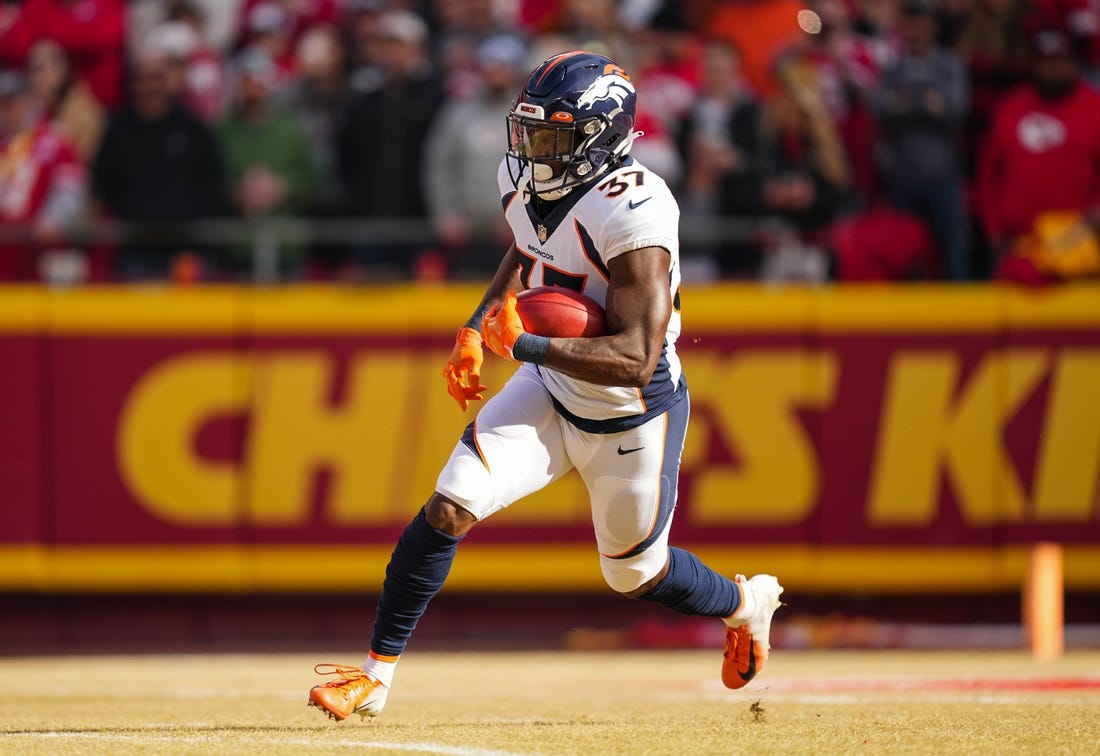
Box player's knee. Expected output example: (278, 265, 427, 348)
(424, 493, 478, 537)
(600, 550, 667, 595)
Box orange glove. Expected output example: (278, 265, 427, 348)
(480, 291, 526, 360)
(443, 327, 488, 412)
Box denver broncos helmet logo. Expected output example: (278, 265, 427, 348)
(576, 74, 635, 111)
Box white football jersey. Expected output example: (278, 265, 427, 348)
(497, 156, 685, 433)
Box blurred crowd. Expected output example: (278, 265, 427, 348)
(1, 0, 1099, 285)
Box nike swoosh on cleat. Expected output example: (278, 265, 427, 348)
(628, 197, 652, 209)
(738, 643, 757, 682)
(617, 445, 645, 455)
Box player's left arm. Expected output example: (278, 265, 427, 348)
(535, 245, 671, 387)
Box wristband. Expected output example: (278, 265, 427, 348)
(464, 303, 492, 331)
(512, 333, 550, 364)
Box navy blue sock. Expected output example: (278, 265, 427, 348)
(638, 547, 741, 617)
(370, 507, 463, 657)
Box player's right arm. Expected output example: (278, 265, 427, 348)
(442, 243, 524, 411)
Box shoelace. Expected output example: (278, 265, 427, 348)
(313, 663, 369, 683)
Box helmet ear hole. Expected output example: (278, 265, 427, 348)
(610, 112, 633, 135)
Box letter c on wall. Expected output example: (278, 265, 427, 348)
(116, 352, 249, 526)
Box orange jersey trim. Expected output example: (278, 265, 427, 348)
(473, 419, 490, 474)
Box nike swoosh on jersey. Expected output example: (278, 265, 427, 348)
(617, 445, 645, 455)
(627, 197, 652, 209)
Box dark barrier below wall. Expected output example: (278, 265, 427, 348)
(2, 592, 1099, 655)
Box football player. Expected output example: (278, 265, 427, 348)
(309, 51, 783, 720)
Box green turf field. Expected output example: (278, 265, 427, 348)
(2, 650, 1098, 754)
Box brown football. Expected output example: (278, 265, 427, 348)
(515, 286, 607, 338)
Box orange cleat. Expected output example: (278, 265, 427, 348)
(721, 574, 783, 690)
(308, 663, 389, 720)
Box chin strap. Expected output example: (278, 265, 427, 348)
(517, 171, 572, 204)
(535, 187, 573, 201)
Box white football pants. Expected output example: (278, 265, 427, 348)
(435, 363, 689, 592)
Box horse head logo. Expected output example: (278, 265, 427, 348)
(576, 74, 635, 112)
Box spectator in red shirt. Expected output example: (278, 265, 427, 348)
(26, 40, 106, 162)
(0, 0, 125, 108)
(975, 27, 1100, 278)
(630, 3, 703, 137)
(0, 68, 89, 282)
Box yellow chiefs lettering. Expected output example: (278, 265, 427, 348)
(116, 347, 1100, 528)
(868, 348, 1100, 525)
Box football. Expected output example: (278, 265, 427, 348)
(515, 286, 607, 338)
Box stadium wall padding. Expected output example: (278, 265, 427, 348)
(1, 283, 1099, 594)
